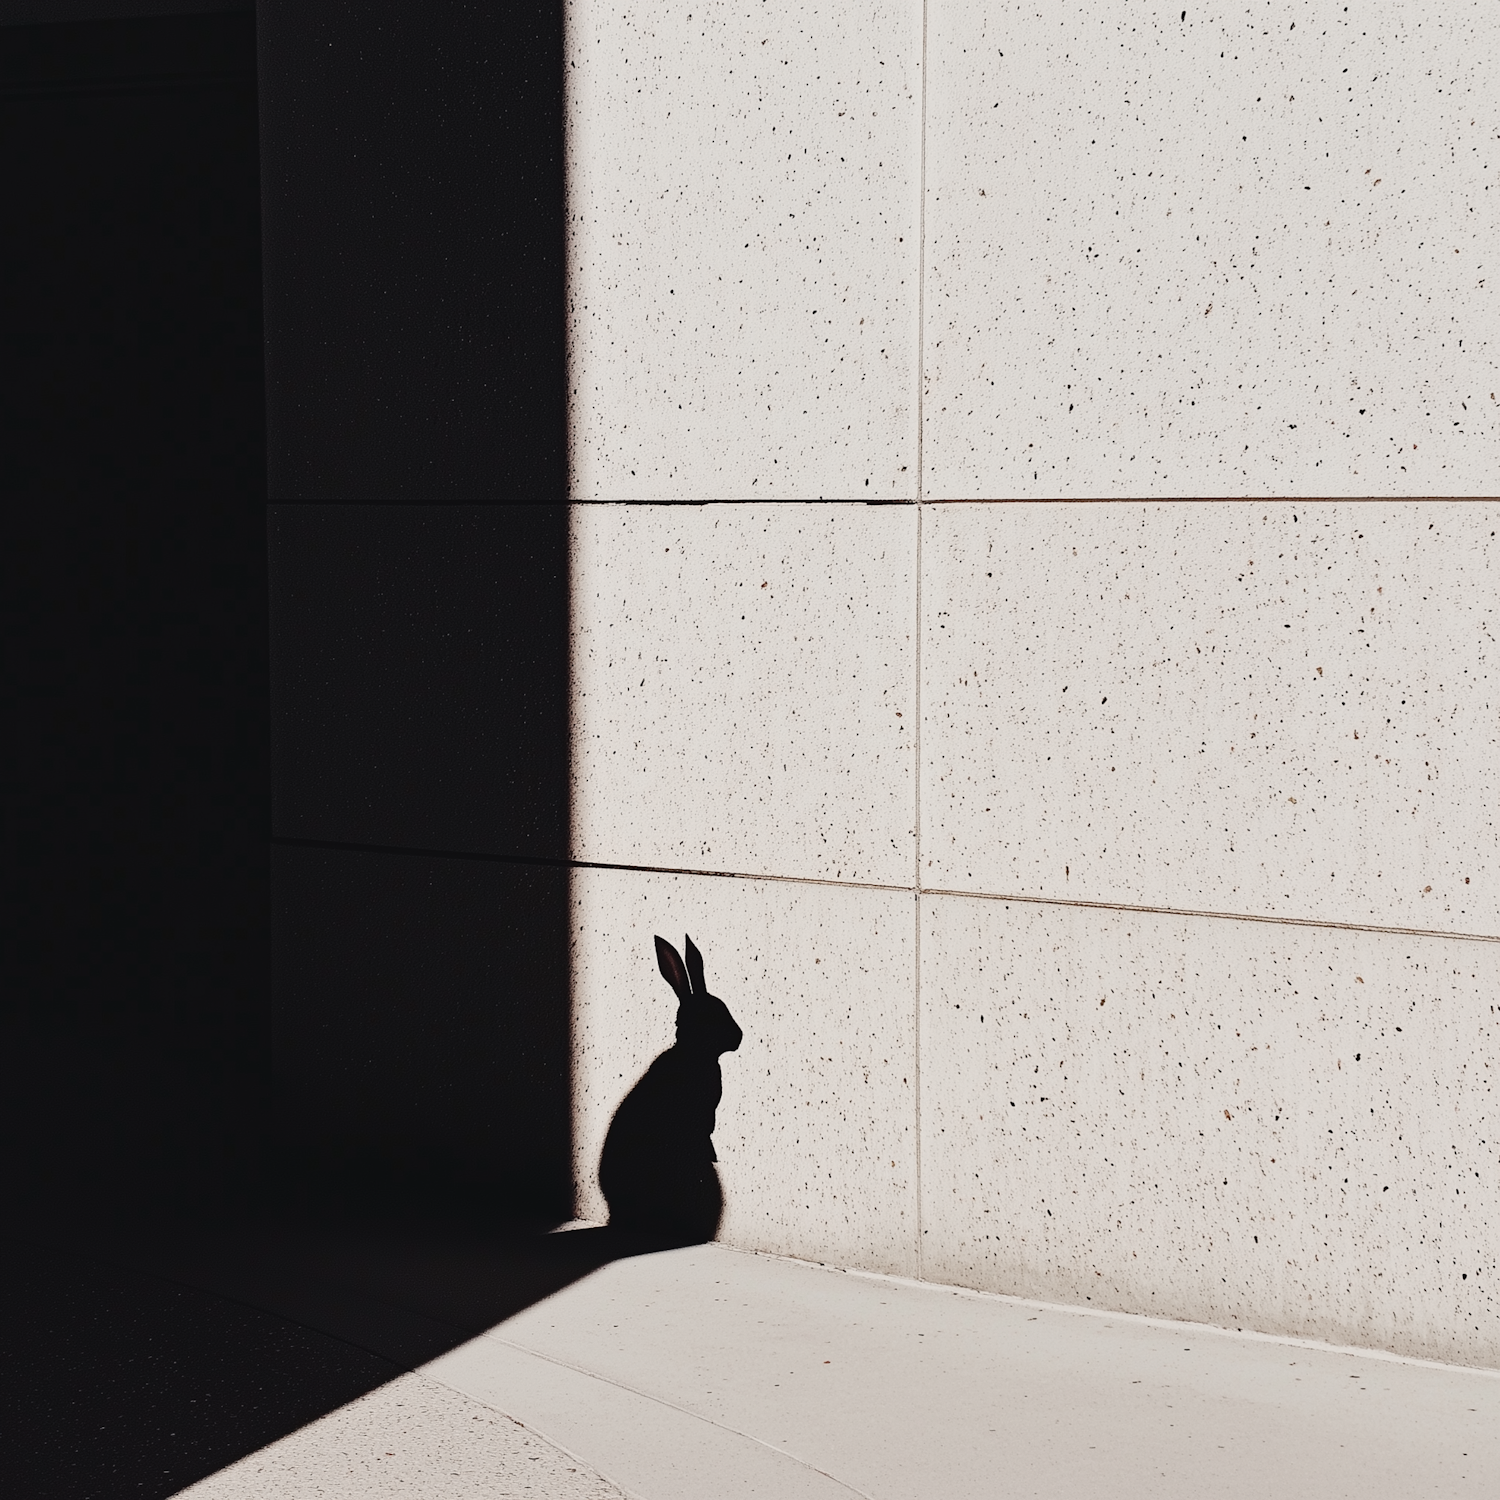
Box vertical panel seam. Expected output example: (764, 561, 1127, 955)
(913, 0, 930, 1280)
(915, 0, 928, 505)
(913, 505, 924, 1281)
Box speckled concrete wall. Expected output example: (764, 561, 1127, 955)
(920, 895, 1496, 1366)
(921, 503, 1496, 932)
(564, 0, 922, 497)
(570, 504, 916, 883)
(564, 0, 1497, 1368)
(923, 1, 1498, 497)
(567, 503, 1495, 1364)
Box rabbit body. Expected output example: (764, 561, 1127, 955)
(598, 935, 741, 1243)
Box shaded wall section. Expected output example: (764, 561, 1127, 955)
(3, 9, 265, 500)
(257, 0, 565, 501)
(268, 506, 572, 1214)
(259, 0, 573, 1214)
(6, 9, 582, 1496)
(273, 848, 570, 1209)
(269, 506, 570, 858)
(4, 9, 268, 1214)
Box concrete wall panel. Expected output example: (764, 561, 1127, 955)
(271, 505, 570, 860)
(558, 0, 1499, 1368)
(922, 1, 1499, 498)
(565, 0, 922, 498)
(571, 503, 916, 884)
(919, 892, 1499, 1366)
(274, 845, 573, 1210)
(921, 502, 1497, 934)
(571, 865, 918, 1275)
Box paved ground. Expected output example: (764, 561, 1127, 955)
(177, 1231, 1499, 1499)
(178, 1372, 624, 1499)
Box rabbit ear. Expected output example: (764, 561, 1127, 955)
(683, 935, 707, 998)
(655, 935, 692, 1001)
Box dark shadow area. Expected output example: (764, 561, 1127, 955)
(257, 0, 566, 500)
(3, 7, 608, 1497)
(265, 499, 575, 1214)
(2, 9, 265, 500)
(4, 919, 740, 1494)
(268, 504, 571, 860)
(0, 1235, 401, 1500)
(4, 3, 269, 1220)
(0, 1217, 663, 1499)
(2, 924, 733, 1500)
(602, 936, 744, 1245)
(8, 499, 271, 1216)
(271, 844, 573, 1214)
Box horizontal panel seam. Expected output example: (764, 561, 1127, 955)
(565, 498, 916, 506)
(912, 504, 1500, 510)
(920, 885, 1499, 945)
(558, 504, 1494, 510)
(272, 837, 1496, 945)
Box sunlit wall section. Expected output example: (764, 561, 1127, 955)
(563, 0, 924, 498)
(917, 503, 1497, 1368)
(563, 0, 1498, 1369)
(568, 504, 921, 1276)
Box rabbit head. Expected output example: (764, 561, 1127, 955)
(655, 935, 743, 1055)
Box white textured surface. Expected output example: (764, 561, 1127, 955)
(176, 1371, 623, 1499)
(426, 1239, 1500, 1499)
(921, 502, 1498, 932)
(923, 1, 1500, 497)
(560, 0, 1500, 1356)
(570, 864, 918, 1275)
(565, 0, 921, 497)
(571, 504, 916, 885)
(919, 893, 1499, 1367)
(427, 1337, 855, 1499)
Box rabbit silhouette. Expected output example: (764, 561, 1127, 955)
(598, 935, 742, 1244)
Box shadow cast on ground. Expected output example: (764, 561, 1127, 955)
(1, 1212, 683, 1499)
(4, 939, 743, 1498)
